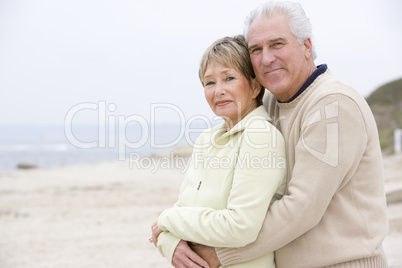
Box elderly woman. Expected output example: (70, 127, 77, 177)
(151, 36, 286, 268)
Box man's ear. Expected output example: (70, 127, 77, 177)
(252, 79, 262, 98)
(303, 38, 313, 60)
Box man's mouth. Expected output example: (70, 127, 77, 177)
(265, 68, 282, 75)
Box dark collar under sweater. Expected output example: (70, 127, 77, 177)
(278, 64, 328, 103)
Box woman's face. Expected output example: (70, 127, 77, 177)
(203, 61, 261, 129)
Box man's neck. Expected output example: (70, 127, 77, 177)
(278, 64, 327, 103)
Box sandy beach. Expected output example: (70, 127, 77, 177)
(0, 147, 401, 268)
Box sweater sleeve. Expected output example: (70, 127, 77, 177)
(217, 95, 369, 265)
(158, 123, 287, 248)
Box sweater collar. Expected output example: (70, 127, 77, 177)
(278, 64, 327, 104)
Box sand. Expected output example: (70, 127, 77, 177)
(0, 147, 401, 268)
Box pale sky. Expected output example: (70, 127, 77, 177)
(0, 0, 401, 126)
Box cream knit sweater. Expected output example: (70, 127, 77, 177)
(216, 68, 389, 267)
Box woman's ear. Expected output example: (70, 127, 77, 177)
(252, 79, 262, 98)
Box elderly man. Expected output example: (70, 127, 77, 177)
(167, 2, 389, 267)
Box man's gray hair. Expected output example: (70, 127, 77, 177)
(244, 1, 317, 60)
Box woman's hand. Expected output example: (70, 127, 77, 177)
(151, 221, 162, 247)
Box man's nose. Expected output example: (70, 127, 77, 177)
(261, 48, 275, 66)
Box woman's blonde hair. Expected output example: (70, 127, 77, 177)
(198, 35, 264, 106)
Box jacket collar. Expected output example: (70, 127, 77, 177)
(213, 106, 272, 139)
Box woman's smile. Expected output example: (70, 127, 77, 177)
(203, 61, 260, 130)
(216, 100, 233, 107)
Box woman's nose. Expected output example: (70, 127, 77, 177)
(215, 82, 226, 96)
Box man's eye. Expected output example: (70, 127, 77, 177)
(250, 47, 261, 54)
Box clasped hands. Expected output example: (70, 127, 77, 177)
(151, 221, 221, 268)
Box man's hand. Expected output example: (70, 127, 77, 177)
(190, 243, 221, 268)
(172, 240, 210, 268)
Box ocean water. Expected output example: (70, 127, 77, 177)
(0, 123, 206, 172)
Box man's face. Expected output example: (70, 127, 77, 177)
(247, 15, 312, 102)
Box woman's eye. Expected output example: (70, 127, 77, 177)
(226, 76, 235, 81)
(205, 81, 214, 86)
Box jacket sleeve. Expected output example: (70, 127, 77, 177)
(216, 95, 370, 265)
(157, 122, 287, 248)
(157, 231, 181, 265)
(155, 131, 208, 263)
